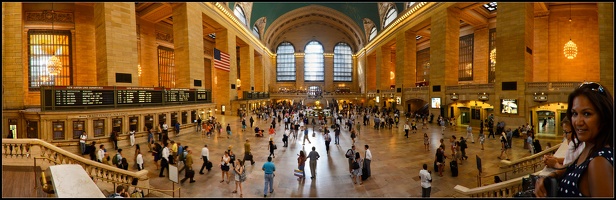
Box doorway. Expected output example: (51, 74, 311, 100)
(536, 110, 556, 135)
(459, 107, 470, 125)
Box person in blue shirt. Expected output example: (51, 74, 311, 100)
(262, 156, 276, 197)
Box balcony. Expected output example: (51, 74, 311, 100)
(525, 82, 581, 94)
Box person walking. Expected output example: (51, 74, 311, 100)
(250, 116, 254, 128)
(466, 126, 474, 143)
(147, 129, 154, 152)
(411, 120, 418, 134)
(199, 144, 210, 174)
(404, 122, 410, 138)
(346, 145, 357, 174)
(268, 140, 276, 158)
(479, 127, 486, 150)
(350, 129, 357, 145)
(233, 159, 245, 196)
(241, 118, 247, 132)
(419, 163, 432, 197)
(79, 132, 88, 155)
(243, 139, 255, 165)
(297, 150, 307, 181)
(181, 148, 196, 183)
(97, 144, 106, 163)
(324, 130, 332, 154)
(110, 131, 119, 150)
(424, 133, 430, 151)
(355, 121, 361, 137)
(307, 146, 320, 179)
(226, 124, 232, 139)
(136, 147, 144, 171)
(262, 156, 276, 197)
(364, 144, 372, 178)
(459, 137, 468, 161)
(435, 145, 446, 177)
(334, 126, 341, 145)
(88, 141, 97, 161)
(302, 126, 311, 145)
(159, 143, 170, 177)
(498, 132, 510, 160)
(129, 129, 136, 147)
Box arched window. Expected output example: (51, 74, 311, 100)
(383, 7, 397, 28)
(276, 42, 295, 82)
(407, 2, 416, 8)
(252, 26, 260, 40)
(369, 27, 377, 41)
(334, 42, 352, 82)
(234, 5, 247, 26)
(304, 41, 324, 82)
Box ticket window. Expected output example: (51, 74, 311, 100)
(129, 117, 138, 132)
(145, 115, 154, 131)
(171, 113, 178, 126)
(181, 112, 188, 124)
(112, 118, 122, 134)
(73, 121, 85, 139)
(27, 121, 38, 139)
(191, 111, 197, 123)
(52, 121, 65, 140)
(94, 119, 105, 137)
(8, 119, 17, 138)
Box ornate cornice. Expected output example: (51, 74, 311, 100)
(25, 11, 74, 24)
(156, 31, 174, 44)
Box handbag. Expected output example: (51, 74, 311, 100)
(514, 174, 541, 197)
(239, 168, 247, 181)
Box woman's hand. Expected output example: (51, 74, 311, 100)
(534, 176, 547, 197)
(544, 155, 558, 168)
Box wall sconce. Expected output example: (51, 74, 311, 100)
(451, 93, 459, 100)
(478, 92, 489, 101)
(390, 71, 395, 80)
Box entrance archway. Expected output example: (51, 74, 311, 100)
(405, 99, 428, 117)
(447, 100, 494, 127)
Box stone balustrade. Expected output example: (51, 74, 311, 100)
(453, 143, 561, 197)
(2, 139, 149, 188)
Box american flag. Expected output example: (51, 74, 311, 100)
(214, 48, 230, 72)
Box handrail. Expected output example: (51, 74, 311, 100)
(454, 143, 562, 197)
(2, 139, 149, 186)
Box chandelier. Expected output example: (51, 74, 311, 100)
(490, 48, 496, 64)
(563, 3, 577, 59)
(46, 3, 62, 75)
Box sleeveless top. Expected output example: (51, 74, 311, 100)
(558, 146, 613, 197)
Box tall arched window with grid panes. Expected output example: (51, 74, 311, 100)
(304, 41, 324, 82)
(234, 5, 247, 26)
(28, 30, 73, 90)
(488, 28, 496, 83)
(276, 42, 295, 82)
(383, 7, 397, 28)
(334, 42, 353, 82)
(158, 46, 176, 88)
(458, 34, 474, 81)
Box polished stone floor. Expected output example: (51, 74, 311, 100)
(103, 114, 561, 198)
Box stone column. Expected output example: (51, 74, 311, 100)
(532, 11, 549, 82)
(172, 3, 204, 88)
(214, 29, 236, 113)
(238, 45, 253, 96)
(598, 3, 614, 94)
(138, 19, 159, 87)
(324, 55, 334, 92)
(396, 30, 417, 90)
(473, 26, 489, 84)
(74, 3, 97, 86)
(495, 3, 534, 126)
(94, 3, 139, 86)
(254, 52, 264, 91)
(2, 2, 25, 109)
(430, 6, 460, 116)
(295, 54, 304, 89)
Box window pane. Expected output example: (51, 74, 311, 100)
(383, 7, 398, 28)
(276, 42, 295, 81)
(253, 26, 260, 39)
(334, 42, 353, 82)
(28, 30, 72, 90)
(459, 34, 474, 81)
(369, 27, 377, 41)
(304, 41, 324, 82)
(158, 46, 176, 88)
(234, 6, 247, 25)
(488, 28, 496, 83)
(416, 48, 430, 83)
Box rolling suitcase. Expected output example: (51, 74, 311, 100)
(450, 160, 458, 177)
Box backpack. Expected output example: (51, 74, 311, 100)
(112, 154, 119, 165)
(108, 193, 121, 198)
(352, 161, 360, 169)
(345, 149, 353, 158)
(130, 190, 143, 198)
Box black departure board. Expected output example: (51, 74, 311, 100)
(54, 86, 115, 106)
(116, 87, 164, 104)
(41, 86, 213, 111)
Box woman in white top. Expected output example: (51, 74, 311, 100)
(423, 133, 430, 151)
(232, 159, 245, 197)
(136, 149, 144, 171)
(543, 118, 585, 169)
(220, 151, 231, 183)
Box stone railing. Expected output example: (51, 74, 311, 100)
(2, 139, 149, 188)
(499, 144, 560, 174)
(453, 143, 561, 197)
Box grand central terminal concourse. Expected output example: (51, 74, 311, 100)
(2, 2, 614, 198)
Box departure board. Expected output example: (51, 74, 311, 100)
(196, 90, 208, 101)
(54, 86, 115, 106)
(166, 89, 191, 102)
(116, 87, 164, 104)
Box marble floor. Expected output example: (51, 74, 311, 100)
(102, 114, 562, 198)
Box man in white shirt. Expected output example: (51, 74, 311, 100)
(419, 163, 432, 197)
(159, 142, 170, 177)
(364, 144, 372, 178)
(162, 123, 169, 135)
(136, 149, 144, 171)
(403, 123, 410, 138)
(129, 129, 136, 147)
(199, 144, 210, 174)
(97, 144, 106, 163)
(79, 132, 88, 155)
